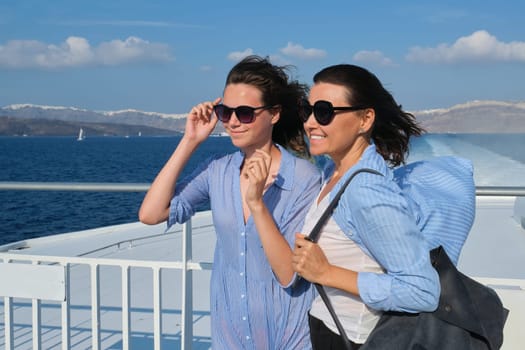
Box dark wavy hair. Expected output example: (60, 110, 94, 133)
(313, 64, 425, 166)
(225, 55, 310, 158)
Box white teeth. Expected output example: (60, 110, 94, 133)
(310, 135, 324, 140)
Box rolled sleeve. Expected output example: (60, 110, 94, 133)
(336, 174, 440, 313)
(168, 156, 212, 227)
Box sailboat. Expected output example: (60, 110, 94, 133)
(77, 128, 85, 141)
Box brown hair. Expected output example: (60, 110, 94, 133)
(313, 64, 425, 166)
(225, 55, 310, 158)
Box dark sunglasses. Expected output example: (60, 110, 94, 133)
(300, 100, 368, 125)
(213, 104, 274, 124)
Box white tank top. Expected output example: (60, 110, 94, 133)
(303, 194, 384, 344)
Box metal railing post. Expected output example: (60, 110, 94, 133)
(181, 219, 193, 350)
(91, 264, 101, 350)
(32, 261, 42, 350)
(61, 264, 71, 350)
(153, 267, 162, 350)
(122, 265, 131, 350)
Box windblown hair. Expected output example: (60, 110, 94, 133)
(225, 55, 310, 158)
(313, 64, 425, 166)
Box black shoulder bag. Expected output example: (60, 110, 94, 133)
(360, 245, 508, 350)
(295, 168, 509, 350)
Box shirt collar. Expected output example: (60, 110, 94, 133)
(232, 144, 295, 191)
(322, 143, 389, 182)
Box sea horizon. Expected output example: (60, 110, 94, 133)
(1, 133, 524, 246)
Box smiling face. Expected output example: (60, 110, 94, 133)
(221, 83, 279, 152)
(305, 82, 373, 165)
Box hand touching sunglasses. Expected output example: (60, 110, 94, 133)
(213, 104, 275, 124)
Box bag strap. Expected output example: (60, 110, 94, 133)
(307, 167, 381, 349)
(306, 167, 381, 243)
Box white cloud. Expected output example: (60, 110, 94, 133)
(0, 36, 173, 69)
(94, 36, 172, 65)
(406, 30, 525, 64)
(227, 48, 254, 61)
(353, 50, 396, 66)
(280, 42, 326, 60)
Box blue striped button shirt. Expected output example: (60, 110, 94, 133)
(330, 145, 441, 313)
(168, 145, 321, 350)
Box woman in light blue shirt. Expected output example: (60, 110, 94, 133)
(292, 64, 442, 349)
(139, 56, 321, 349)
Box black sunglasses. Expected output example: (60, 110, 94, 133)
(213, 104, 274, 124)
(300, 100, 368, 125)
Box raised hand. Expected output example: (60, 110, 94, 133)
(184, 97, 221, 143)
(243, 149, 272, 211)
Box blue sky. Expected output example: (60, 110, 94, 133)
(1, 0, 524, 113)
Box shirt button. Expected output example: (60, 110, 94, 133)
(246, 336, 250, 340)
(241, 232, 245, 236)
(240, 272, 244, 276)
(241, 294, 245, 298)
(240, 252, 244, 256)
(242, 316, 247, 321)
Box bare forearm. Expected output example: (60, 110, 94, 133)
(321, 265, 360, 296)
(293, 234, 360, 295)
(250, 202, 295, 285)
(139, 137, 200, 224)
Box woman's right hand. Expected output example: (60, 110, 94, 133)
(292, 233, 332, 285)
(183, 97, 221, 143)
(139, 98, 221, 226)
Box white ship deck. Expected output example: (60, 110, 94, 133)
(1, 195, 525, 349)
(0, 211, 216, 350)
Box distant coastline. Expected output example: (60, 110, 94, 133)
(1, 99, 525, 135)
(0, 116, 180, 137)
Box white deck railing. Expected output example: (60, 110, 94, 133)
(0, 181, 215, 350)
(0, 218, 212, 350)
(0, 218, 213, 350)
(1, 182, 524, 350)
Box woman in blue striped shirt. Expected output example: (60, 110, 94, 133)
(292, 64, 441, 349)
(139, 56, 321, 349)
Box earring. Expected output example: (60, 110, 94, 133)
(358, 128, 365, 135)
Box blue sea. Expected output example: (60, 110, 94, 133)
(1, 133, 524, 246)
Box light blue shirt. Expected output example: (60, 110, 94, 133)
(331, 145, 442, 313)
(168, 145, 321, 350)
(394, 156, 475, 265)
